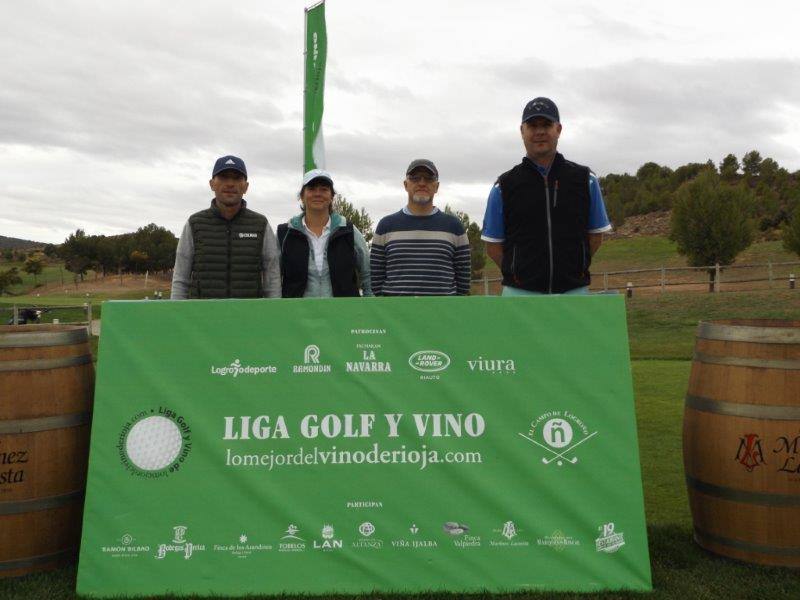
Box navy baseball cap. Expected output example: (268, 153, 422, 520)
(212, 155, 247, 179)
(521, 97, 560, 124)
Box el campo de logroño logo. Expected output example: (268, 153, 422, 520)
(518, 410, 598, 467)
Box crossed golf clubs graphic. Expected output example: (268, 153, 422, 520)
(518, 431, 598, 466)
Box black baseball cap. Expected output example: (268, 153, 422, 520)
(405, 159, 439, 179)
(521, 97, 560, 124)
(212, 155, 247, 179)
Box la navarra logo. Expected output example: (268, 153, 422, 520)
(518, 410, 598, 467)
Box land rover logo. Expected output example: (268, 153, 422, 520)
(408, 351, 451, 373)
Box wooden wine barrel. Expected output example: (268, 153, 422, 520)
(683, 319, 800, 567)
(0, 325, 94, 578)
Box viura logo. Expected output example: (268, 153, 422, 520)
(467, 356, 516, 374)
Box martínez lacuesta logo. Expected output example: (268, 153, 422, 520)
(118, 407, 192, 478)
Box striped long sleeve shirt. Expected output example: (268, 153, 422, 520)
(370, 209, 471, 296)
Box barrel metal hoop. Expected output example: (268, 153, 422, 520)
(0, 490, 85, 516)
(685, 394, 800, 421)
(686, 475, 800, 507)
(693, 351, 800, 371)
(0, 328, 88, 348)
(0, 548, 76, 572)
(694, 527, 800, 557)
(0, 411, 92, 434)
(697, 322, 800, 345)
(0, 354, 92, 372)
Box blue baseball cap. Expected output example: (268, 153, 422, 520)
(212, 155, 247, 179)
(522, 97, 560, 124)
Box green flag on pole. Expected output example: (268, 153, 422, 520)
(304, 1, 327, 172)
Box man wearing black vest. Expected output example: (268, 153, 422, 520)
(481, 98, 612, 295)
(170, 155, 280, 299)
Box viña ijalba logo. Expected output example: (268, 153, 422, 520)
(118, 407, 192, 478)
(518, 410, 597, 467)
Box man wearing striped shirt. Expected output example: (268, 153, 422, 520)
(371, 159, 471, 296)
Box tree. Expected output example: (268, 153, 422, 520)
(60, 229, 94, 281)
(23, 254, 44, 286)
(333, 195, 373, 244)
(670, 171, 754, 288)
(742, 150, 762, 182)
(0, 267, 22, 295)
(719, 153, 740, 181)
(444, 205, 487, 279)
(783, 207, 800, 258)
(1, 249, 12, 261)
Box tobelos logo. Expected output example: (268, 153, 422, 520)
(408, 350, 451, 373)
(518, 411, 598, 467)
(118, 407, 192, 478)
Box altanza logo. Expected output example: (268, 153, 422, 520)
(211, 359, 277, 377)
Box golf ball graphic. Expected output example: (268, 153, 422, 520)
(125, 416, 183, 471)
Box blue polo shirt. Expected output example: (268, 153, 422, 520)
(481, 160, 612, 243)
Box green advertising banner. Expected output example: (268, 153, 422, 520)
(303, 1, 326, 172)
(77, 296, 651, 596)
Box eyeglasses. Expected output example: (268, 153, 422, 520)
(407, 174, 437, 183)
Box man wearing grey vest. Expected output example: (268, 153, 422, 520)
(170, 155, 281, 299)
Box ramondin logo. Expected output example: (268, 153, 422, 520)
(118, 407, 192, 478)
(293, 344, 332, 374)
(211, 358, 277, 377)
(408, 350, 451, 373)
(518, 410, 598, 468)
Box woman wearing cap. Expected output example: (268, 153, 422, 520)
(277, 170, 372, 297)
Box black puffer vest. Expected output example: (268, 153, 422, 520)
(277, 220, 359, 297)
(497, 153, 591, 293)
(188, 200, 266, 298)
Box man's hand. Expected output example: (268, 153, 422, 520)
(485, 241, 503, 269)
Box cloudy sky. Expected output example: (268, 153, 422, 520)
(3, 0, 799, 243)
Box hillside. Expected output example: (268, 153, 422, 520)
(0, 235, 43, 249)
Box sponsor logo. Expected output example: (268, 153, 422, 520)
(155, 526, 206, 560)
(490, 520, 530, 548)
(118, 407, 192, 478)
(519, 411, 598, 467)
(346, 343, 392, 373)
(352, 522, 383, 549)
(238, 232, 258, 239)
(314, 525, 342, 551)
(467, 356, 516, 374)
(225, 158, 236, 165)
(391, 523, 438, 549)
(443, 522, 469, 536)
(213, 532, 272, 558)
(443, 522, 481, 548)
(278, 524, 306, 552)
(736, 433, 766, 471)
(100, 533, 150, 558)
(293, 344, 332, 374)
(211, 358, 277, 377)
(0, 442, 28, 488)
(537, 530, 580, 551)
(595, 522, 625, 553)
(408, 351, 451, 373)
